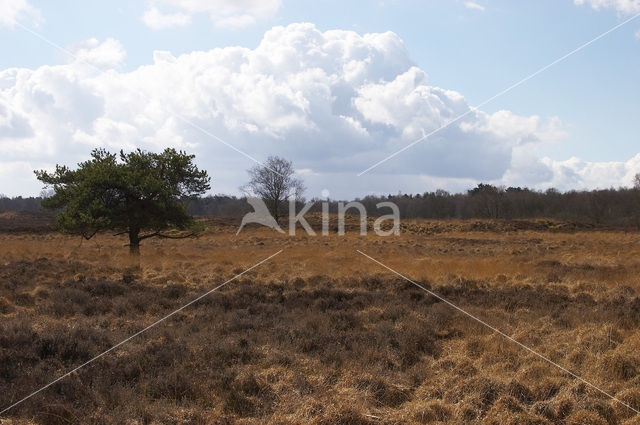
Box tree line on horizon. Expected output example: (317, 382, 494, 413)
(193, 183, 640, 227)
(3, 182, 640, 227)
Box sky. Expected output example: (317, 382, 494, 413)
(0, 0, 639, 199)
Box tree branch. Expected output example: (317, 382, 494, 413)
(138, 232, 159, 241)
(156, 232, 198, 240)
(138, 232, 198, 241)
(81, 230, 98, 240)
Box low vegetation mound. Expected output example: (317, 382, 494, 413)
(0, 211, 54, 233)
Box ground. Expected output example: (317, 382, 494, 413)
(0, 213, 639, 424)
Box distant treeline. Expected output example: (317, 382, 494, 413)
(2, 184, 640, 227)
(0, 196, 43, 213)
(355, 185, 640, 226)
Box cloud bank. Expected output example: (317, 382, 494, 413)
(0, 23, 637, 197)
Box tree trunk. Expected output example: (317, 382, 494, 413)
(128, 229, 140, 255)
(272, 199, 280, 223)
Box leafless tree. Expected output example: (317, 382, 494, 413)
(241, 156, 305, 222)
(634, 173, 640, 228)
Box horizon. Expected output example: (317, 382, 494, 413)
(2, 178, 639, 203)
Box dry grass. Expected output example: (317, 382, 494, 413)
(0, 216, 640, 424)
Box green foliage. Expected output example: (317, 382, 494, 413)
(35, 148, 210, 251)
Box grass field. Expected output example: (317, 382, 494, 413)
(1, 214, 640, 424)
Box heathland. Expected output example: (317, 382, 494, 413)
(0, 212, 639, 424)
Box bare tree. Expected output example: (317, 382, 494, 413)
(242, 156, 305, 222)
(635, 173, 640, 190)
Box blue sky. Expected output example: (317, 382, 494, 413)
(0, 0, 639, 198)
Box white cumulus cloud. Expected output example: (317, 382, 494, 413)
(574, 0, 640, 15)
(66, 38, 127, 68)
(142, 7, 191, 30)
(0, 0, 41, 28)
(142, 0, 281, 29)
(0, 23, 637, 197)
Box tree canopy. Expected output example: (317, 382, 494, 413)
(35, 148, 210, 253)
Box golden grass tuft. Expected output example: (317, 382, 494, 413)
(0, 218, 639, 423)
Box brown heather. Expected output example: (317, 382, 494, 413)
(0, 213, 639, 424)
